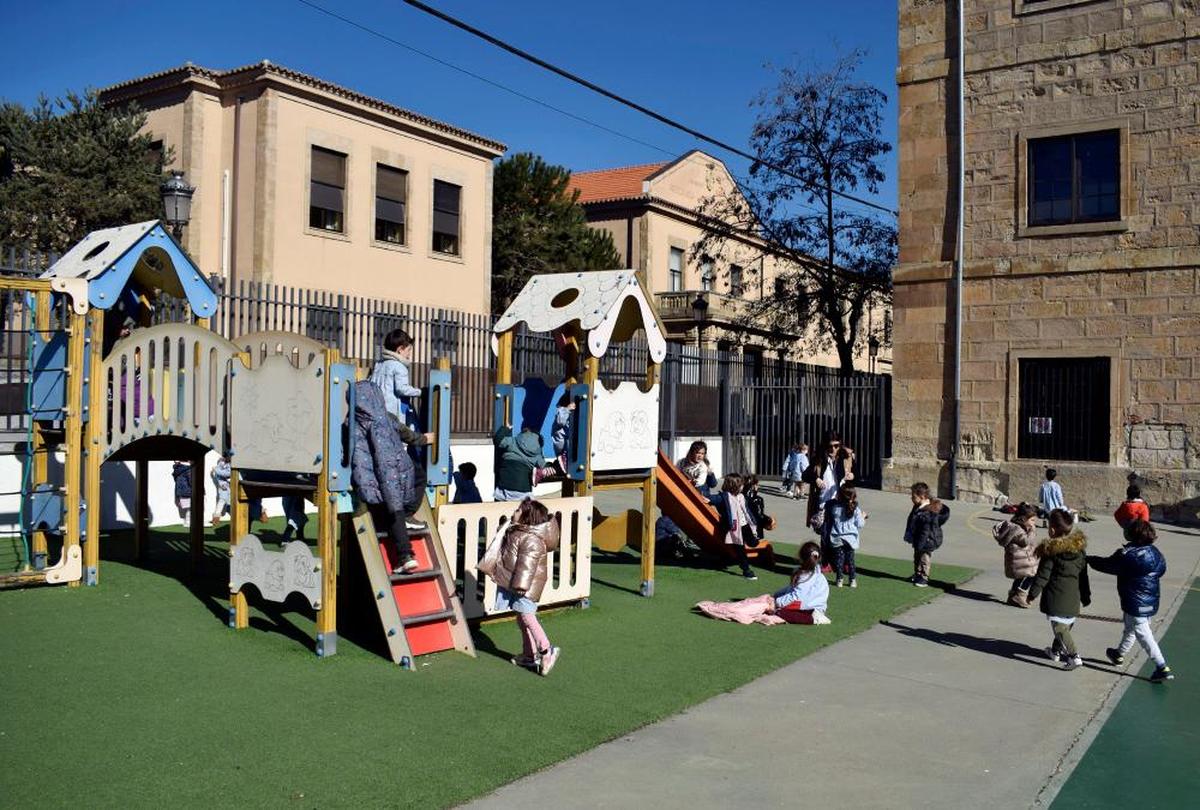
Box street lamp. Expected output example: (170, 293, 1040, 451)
(160, 170, 195, 240)
(691, 293, 709, 348)
(868, 334, 881, 373)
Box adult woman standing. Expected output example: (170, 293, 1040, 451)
(802, 430, 855, 533)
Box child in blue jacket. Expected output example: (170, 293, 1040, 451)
(1088, 519, 1173, 682)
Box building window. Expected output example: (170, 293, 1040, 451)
(1017, 357, 1110, 462)
(729, 264, 744, 297)
(1028, 130, 1119, 227)
(700, 256, 714, 291)
(309, 146, 346, 233)
(432, 180, 461, 255)
(375, 164, 408, 245)
(668, 247, 683, 292)
(773, 276, 786, 298)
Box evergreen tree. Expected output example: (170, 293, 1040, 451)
(0, 91, 168, 252)
(491, 152, 621, 313)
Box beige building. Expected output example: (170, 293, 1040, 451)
(99, 61, 506, 315)
(892, 0, 1200, 519)
(569, 150, 889, 374)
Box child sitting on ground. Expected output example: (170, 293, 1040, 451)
(1088, 519, 1173, 682)
(1027, 509, 1091, 671)
(695, 541, 831, 625)
(826, 485, 867, 588)
(903, 482, 949, 587)
(477, 498, 562, 676)
(993, 502, 1038, 608)
(452, 462, 482, 504)
(351, 381, 428, 574)
(1113, 484, 1150, 529)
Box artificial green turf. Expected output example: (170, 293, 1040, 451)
(0, 524, 974, 809)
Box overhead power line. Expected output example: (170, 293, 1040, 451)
(403, 0, 899, 217)
(293, 0, 676, 157)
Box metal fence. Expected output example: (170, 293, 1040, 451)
(1, 249, 891, 482)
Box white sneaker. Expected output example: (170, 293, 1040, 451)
(849, 579, 858, 588)
(539, 646, 561, 676)
(812, 610, 832, 625)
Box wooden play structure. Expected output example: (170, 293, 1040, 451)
(1, 221, 470, 668)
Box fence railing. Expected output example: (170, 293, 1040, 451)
(2, 250, 891, 481)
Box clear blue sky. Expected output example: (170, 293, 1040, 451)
(0, 0, 899, 211)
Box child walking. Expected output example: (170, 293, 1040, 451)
(1113, 484, 1150, 529)
(780, 442, 809, 498)
(1038, 468, 1065, 518)
(479, 498, 562, 675)
(903, 482, 949, 587)
(709, 473, 758, 581)
(171, 461, 192, 522)
(1088, 519, 1173, 682)
(1027, 509, 1091, 671)
(826, 485, 866, 588)
(993, 502, 1038, 608)
(210, 454, 232, 526)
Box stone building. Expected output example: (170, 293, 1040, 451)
(99, 61, 506, 315)
(891, 0, 1200, 520)
(569, 150, 891, 374)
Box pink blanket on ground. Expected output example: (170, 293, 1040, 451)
(695, 594, 788, 626)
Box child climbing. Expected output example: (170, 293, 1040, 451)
(370, 328, 421, 421)
(210, 454, 232, 526)
(351, 381, 428, 575)
(477, 498, 562, 675)
(1027, 509, 1091, 671)
(493, 424, 545, 501)
(1113, 484, 1150, 529)
(993, 502, 1038, 608)
(695, 541, 831, 625)
(452, 462, 482, 504)
(708, 473, 758, 581)
(171, 461, 192, 522)
(904, 482, 949, 587)
(550, 393, 576, 474)
(1088, 519, 1173, 682)
(826, 485, 866, 588)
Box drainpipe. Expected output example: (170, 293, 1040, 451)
(229, 94, 244, 290)
(949, 0, 965, 499)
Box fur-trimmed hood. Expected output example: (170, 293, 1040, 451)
(1036, 529, 1086, 558)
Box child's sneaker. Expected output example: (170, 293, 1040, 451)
(811, 610, 832, 625)
(539, 646, 561, 676)
(1044, 645, 1064, 663)
(834, 578, 843, 588)
(405, 517, 428, 533)
(511, 654, 538, 669)
(392, 555, 419, 574)
(1150, 665, 1174, 683)
(1105, 647, 1125, 666)
(742, 569, 758, 581)
(1063, 655, 1083, 671)
(849, 579, 857, 588)
(913, 576, 929, 587)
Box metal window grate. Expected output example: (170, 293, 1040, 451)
(1018, 356, 1110, 462)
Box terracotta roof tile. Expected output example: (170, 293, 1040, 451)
(568, 162, 669, 204)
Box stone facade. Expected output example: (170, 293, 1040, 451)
(891, 0, 1200, 522)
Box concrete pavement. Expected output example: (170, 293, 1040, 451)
(468, 487, 1200, 809)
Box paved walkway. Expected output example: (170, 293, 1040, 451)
(469, 488, 1200, 809)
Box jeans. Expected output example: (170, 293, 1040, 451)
(494, 487, 531, 502)
(1117, 613, 1166, 667)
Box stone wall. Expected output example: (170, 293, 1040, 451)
(892, 0, 1200, 523)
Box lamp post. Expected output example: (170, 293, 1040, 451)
(868, 334, 881, 374)
(160, 170, 195, 240)
(692, 293, 709, 386)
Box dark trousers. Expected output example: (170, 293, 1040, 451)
(731, 544, 751, 574)
(369, 503, 413, 560)
(1011, 575, 1033, 593)
(834, 543, 856, 581)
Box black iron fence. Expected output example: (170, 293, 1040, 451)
(1, 249, 890, 481)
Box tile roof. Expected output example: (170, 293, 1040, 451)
(99, 61, 506, 154)
(568, 162, 669, 204)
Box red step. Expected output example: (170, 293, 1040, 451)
(376, 534, 456, 656)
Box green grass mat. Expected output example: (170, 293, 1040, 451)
(0, 525, 973, 808)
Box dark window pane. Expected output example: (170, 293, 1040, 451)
(434, 180, 460, 212)
(1028, 130, 1119, 226)
(1076, 130, 1119, 221)
(730, 264, 743, 296)
(311, 147, 345, 187)
(1029, 137, 1072, 225)
(433, 180, 461, 255)
(376, 164, 407, 202)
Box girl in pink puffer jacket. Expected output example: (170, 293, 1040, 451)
(994, 502, 1039, 607)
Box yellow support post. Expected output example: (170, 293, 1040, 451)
(62, 309, 86, 587)
(30, 291, 51, 568)
(495, 331, 513, 385)
(640, 356, 662, 598)
(315, 348, 339, 656)
(576, 354, 599, 499)
(228, 470, 249, 630)
(83, 310, 104, 584)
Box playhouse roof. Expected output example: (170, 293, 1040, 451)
(41, 221, 218, 317)
(493, 270, 668, 363)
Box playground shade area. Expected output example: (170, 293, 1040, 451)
(1052, 580, 1199, 809)
(0, 524, 973, 809)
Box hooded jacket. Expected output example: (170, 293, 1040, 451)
(993, 519, 1038, 579)
(1028, 530, 1091, 617)
(1112, 499, 1150, 528)
(490, 518, 561, 601)
(351, 381, 417, 515)
(1087, 543, 1166, 617)
(905, 501, 950, 554)
(369, 349, 422, 420)
(494, 426, 545, 492)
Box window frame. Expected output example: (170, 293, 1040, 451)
(729, 263, 744, 297)
(1017, 120, 1130, 238)
(308, 145, 348, 235)
(668, 247, 684, 292)
(1027, 129, 1120, 228)
(373, 163, 409, 248)
(431, 179, 462, 257)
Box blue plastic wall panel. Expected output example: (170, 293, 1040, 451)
(327, 362, 355, 492)
(493, 384, 526, 434)
(567, 382, 590, 481)
(30, 328, 67, 420)
(30, 484, 64, 533)
(87, 224, 218, 317)
(425, 369, 452, 486)
(534, 382, 568, 461)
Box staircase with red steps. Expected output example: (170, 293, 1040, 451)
(349, 501, 475, 669)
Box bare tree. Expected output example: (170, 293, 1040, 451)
(695, 51, 895, 375)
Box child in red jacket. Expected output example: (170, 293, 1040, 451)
(1113, 484, 1150, 529)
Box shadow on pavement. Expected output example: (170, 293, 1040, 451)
(880, 620, 1066, 669)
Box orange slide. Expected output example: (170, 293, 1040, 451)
(655, 450, 774, 565)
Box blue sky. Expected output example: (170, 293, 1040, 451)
(0, 0, 899, 211)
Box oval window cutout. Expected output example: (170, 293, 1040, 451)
(551, 288, 580, 308)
